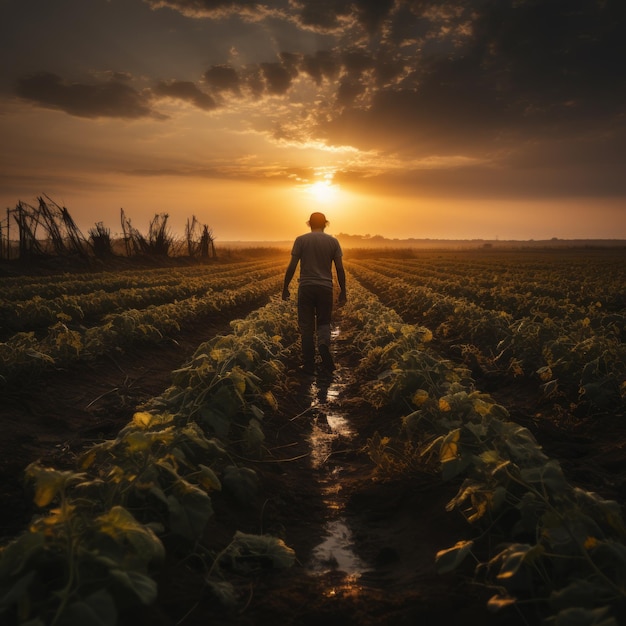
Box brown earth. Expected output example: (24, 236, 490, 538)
(1, 297, 625, 625)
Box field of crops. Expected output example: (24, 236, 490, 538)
(0, 247, 625, 626)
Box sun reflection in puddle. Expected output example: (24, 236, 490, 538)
(323, 574, 363, 598)
(304, 361, 368, 579)
(309, 518, 367, 576)
(309, 419, 336, 469)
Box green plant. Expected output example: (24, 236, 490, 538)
(0, 464, 164, 625)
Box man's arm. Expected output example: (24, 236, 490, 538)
(282, 255, 299, 300)
(335, 257, 347, 303)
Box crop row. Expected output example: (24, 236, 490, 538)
(0, 293, 301, 625)
(2, 268, 624, 625)
(348, 261, 626, 414)
(0, 259, 276, 301)
(357, 255, 626, 320)
(342, 273, 626, 626)
(0, 261, 284, 336)
(363, 250, 626, 311)
(0, 273, 283, 387)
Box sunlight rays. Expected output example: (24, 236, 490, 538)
(306, 179, 339, 203)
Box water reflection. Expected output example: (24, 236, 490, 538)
(312, 375, 332, 404)
(309, 518, 366, 575)
(303, 355, 368, 578)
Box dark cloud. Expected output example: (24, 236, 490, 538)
(279, 52, 300, 76)
(204, 64, 241, 94)
(336, 78, 366, 107)
(15, 72, 159, 119)
(241, 66, 266, 98)
(352, 0, 395, 34)
(208, 53, 300, 98)
(152, 0, 624, 165)
(301, 50, 340, 85)
(260, 62, 291, 94)
(145, 0, 396, 34)
(296, 0, 351, 31)
(143, 0, 278, 20)
(468, 0, 626, 114)
(322, 82, 511, 158)
(372, 52, 407, 88)
(11, 0, 626, 185)
(153, 80, 216, 109)
(335, 152, 626, 200)
(290, 0, 396, 34)
(105, 71, 134, 83)
(341, 49, 374, 79)
(316, 0, 626, 161)
(256, 52, 301, 96)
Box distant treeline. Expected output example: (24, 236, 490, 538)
(335, 233, 626, 250)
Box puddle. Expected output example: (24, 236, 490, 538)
(309, 518, 366, 575)
(304, 335, 368, 578)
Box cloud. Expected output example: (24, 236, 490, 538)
(143, 0, 395, 34)
(260, 61, 292, 95)
(301, 50, 340, 85)
(204, 64, 241, 94)
(310, 1, 626, 161)
(12, 0, 626, 185)
(143, 0, 288, 21)
(15, 72, 160, 119)
(341, 49, 374, 78)
(142, 0, 624, 167)
(154, 80, 217, 109)
(126, 160, 318, 184)
(204, 52, 301, 99)
(295, 0, 352, 32)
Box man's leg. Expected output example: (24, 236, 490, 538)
(297, 286, 316, 374)
(316, 287, 335, 372)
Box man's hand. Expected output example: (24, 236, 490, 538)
(338, 290, 347, 305)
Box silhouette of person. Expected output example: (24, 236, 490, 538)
(282, 212, 346, 375)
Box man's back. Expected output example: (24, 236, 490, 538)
(291, 231, 342, 288)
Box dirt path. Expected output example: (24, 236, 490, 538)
(141, 311, 524, 626)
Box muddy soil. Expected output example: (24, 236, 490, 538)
(1, 300, 625, 625)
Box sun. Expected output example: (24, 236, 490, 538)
(307, 180, 339, 203)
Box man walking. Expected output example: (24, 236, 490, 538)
(282, 212, 346, 375)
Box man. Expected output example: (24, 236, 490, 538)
(282, 212, 346, 375)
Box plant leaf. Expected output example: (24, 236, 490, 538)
(25, 463, 80, 508)
(168, 482, 213, 540)
(221, 531, 296, 572)
(96, 506, 165, 563)
(109, 568, 158, 605)
(435, 540, 474, 574)
(222, 466, 258, 506)
(487, 593, 517, 612)
(62, 589, 118, 626)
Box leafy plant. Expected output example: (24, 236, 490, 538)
(344, 273, 626, 625)
(0, 463, 164, 626)
(0, 293, 301, 624)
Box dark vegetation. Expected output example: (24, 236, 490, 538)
(0, 195, 216, 265)
(0, 243, 625, 625)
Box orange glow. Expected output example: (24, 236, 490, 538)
(1, 4, 624, 244)
(306, 180, 339, 203)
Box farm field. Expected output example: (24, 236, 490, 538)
(1, 247, 625, 626)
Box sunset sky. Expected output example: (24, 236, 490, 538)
(1, 0, 625, 242)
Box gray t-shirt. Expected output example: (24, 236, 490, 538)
(291, 231, 343, 288)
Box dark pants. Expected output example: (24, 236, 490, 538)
(297, 284, 333, 367)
